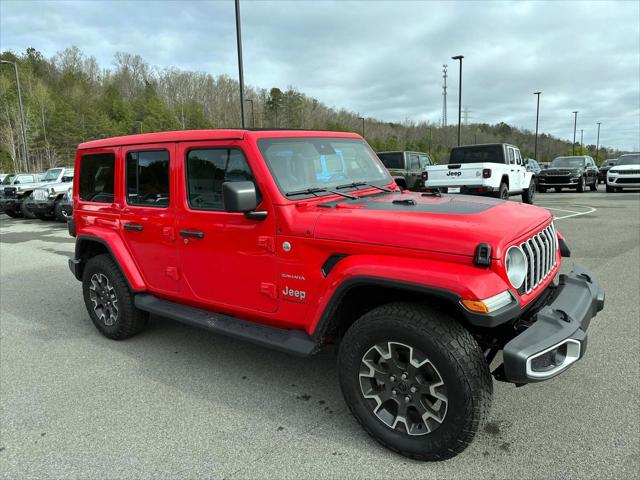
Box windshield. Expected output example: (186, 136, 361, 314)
(258, 137, 391, 196)
(450, 145, 504, 164)
(377, 152, 404, 169)
(551, 157, 586, 168)
(1, 174, 16, 185)
(42, 168, 62, 182)
(617, 154, 640, 166)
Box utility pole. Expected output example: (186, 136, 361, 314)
(234, 0, 245, 128)
(533, 92, 541, 160)
(462, 106, 471, 125)
(572, 111, 578, 155)
(1, 60, 29, 170)
(580, 129, 584, 150)
(595, 122, 601, 163)
(358, 117, 365, 137)
(451, 55, 464, 146)
(428, 127, 432, 154)
(441, 65, 448, 127)
(245, 99, 255, 128)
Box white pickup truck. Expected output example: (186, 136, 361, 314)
(423, 143, 536, 203)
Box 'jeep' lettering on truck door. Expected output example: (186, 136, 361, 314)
(282, 286, 306, 302)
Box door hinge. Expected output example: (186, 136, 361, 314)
(165, 266, 180, 281)
(260, 283, 277, 299)
(257, 236, 275, 253)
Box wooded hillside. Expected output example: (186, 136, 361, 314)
(0, 47, 623, 173)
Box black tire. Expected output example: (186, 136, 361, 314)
(554, 187, 562, 192)
(521, 179, 536, 204)
(20, 200, 36, 219)
(590, 181, 597, 192)
(54, 201, 68, 222)
(495, 182, 509, 200)
(4, 209, 22, 218)
(35, 213, 51, 221)
(576, 177, 585, 193)
(538, 186, 547, 193)
(606, 184, 614, 193)
(338, 302, 492, 461)
(82, 254, 148, 340)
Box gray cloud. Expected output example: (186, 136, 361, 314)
(1, 0, 638, 150)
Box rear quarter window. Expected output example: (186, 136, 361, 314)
(79, 153, 115, 203)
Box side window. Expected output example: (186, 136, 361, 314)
(409, 154, 420, 170)
(507, 148, 515, 164)
(61, 176, 73, 183)
(186, 148, 260, 211)
(419, 155, 431, 169)
(79, 153, 115, 203)
(514, 150, 523, 166)
(126, 150, 170, 207)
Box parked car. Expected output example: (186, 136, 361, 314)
(422, 143, 536, 203)
(537, 156, 598, 193)
(598, 158, 619, 184)
(539, 162, 550, 170)
(377, 151, 432, 190)
(67, 129, 605, 461)
(526, 158, 542, 175)
(1, 167, 73, 218)
(24, 181, 74, 222)
(1, 172, 42, 217)
(606, 153, 640, 192)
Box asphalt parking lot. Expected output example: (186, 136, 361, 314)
(1, 191, 638, 479)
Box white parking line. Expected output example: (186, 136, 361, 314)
(539, 206, 597, 220)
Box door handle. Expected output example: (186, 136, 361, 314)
(124, 223, 143, 231)
(180, 230, 204, 239)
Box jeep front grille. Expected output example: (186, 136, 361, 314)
(4, 187, 16, 198)
(520, 223, 558, 294)
(33, 189, 48, 201)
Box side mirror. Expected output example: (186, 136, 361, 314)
(223, 181, 258, 212)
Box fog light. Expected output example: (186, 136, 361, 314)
(526, 340, 581, 379)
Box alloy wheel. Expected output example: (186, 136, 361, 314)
(89, 273, 119, 326)
(359, 341, 448, 436)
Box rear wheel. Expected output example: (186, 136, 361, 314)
(338, 302, 492, 461)
(495, 182, 509, 200)
(20, 200, 36, 219)
(606, 184, 614, 193)
(82, 254, 148, 340)
(54, 201, 69, 222)
(522, 179, 536, 204)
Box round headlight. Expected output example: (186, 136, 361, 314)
(505, 246, 528, 289)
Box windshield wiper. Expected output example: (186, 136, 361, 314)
(285, 187, 357, 200)
(335, 181, 392, 192)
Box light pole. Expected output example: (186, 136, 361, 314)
(1, 60, 29, 169)
(533, 92, 541, 160)
(245, 99, 255, 128)
(358, 117, 365, 137)
(580, 129, 584, 150)
(234, 0, 246, 128)
(135, 120, 143, 133)
(451, 55, 464, 146)
(595, 122, 601, 163)
(572, 111, 578, 155)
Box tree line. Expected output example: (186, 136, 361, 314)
(0, 47, 624, 173)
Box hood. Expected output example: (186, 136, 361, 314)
(541, 167, 583, 175)
(610, 164, 640, 172)
(33, 181, 72, 193)
(313, 192, 551, 259)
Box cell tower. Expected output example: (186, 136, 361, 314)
(462, 106, 471, 125)
(441, 64, 448, 127)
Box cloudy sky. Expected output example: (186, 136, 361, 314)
(1, 0, 639, 150)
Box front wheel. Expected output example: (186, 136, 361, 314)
(606, 184, 614, 193)
(576, 177, 585, 192)
(338, 303, 492, 461)
(54, 201, 69, 222)
(20, 201, 37, 219)
(4, 209, 22, 218)
(82, 254, 148, 340)
(590, 181, 597, 192)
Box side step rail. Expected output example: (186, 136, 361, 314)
(134, 294, 317, 356)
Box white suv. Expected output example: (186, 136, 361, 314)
(606, 153, 640, 192)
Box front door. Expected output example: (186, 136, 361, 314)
(176, 141, 278, 313)
(119, 143, 180, 294)
(506, 147, 522, 192)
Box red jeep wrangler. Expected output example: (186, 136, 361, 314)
(68, 130, 604, 460)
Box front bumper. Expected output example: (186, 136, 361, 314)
(538, 177, 581, 187)
(429, 185, 496, 195)
(25, 198, 55, 215)
(500, 265, 604, 384)
(607, 175, 640, 188)
(0, 197, 23, 213)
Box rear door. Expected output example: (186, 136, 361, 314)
(407, 153, 421, 189)
(119, 143, 180, 294)
(506, 147, 522, 192)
